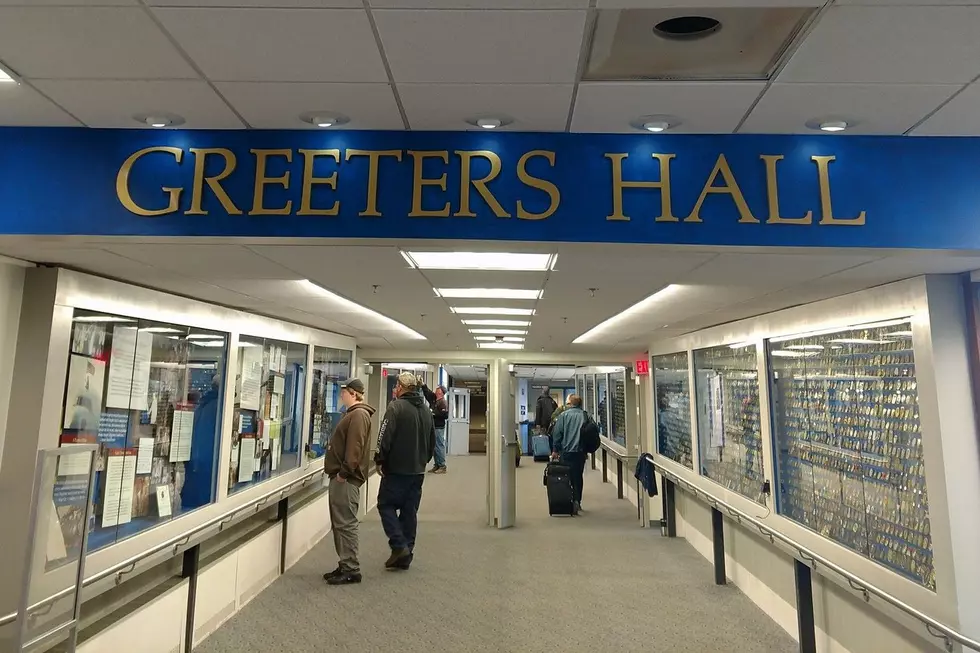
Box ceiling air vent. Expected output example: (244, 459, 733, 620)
(584, 7, 816, 82)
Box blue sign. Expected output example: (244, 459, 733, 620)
(1, 127, 978, 249)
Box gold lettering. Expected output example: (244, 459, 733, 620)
(116, 147, 184, 216)
(187, 148, 241, 215)
(761, 155, 813, 225)
(250, 149, 292, 215)
(605, 153, 677, 222)
(454, 150, 510, 218)
(812, 155, 866, 225)
(345, 149, 402, 217)
(297, 149, 340, 216)
(408, 150, 451, 217)
(516, 150, 560, 220)
(686, 154, 758, 223)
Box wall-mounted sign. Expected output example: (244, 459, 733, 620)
(635, 359, 650, 376)
(0, 128, 978, 250)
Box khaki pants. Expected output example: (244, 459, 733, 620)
(328, 477, 361, 572)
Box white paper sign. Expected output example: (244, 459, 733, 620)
(102, 454, 137, 527)
(106, 327, 153, 410)
(169, 410, 194, 462)
(156, 485, 173, 518)
(272, 375, 285, 395)
(260, 419, 271, 451)
(271, 438, 280, 471)
(57, 442, 94, 477)
(238, 437, 257, 483)
(240, 345, 263, 411)
(136, 437, 155, 474)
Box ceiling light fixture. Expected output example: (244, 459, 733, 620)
(298, 280, 426, 340)
(402, 251, 556, 271)
(461, 319, 531, 327)
(573, 284, 682, 344)
(478, 342, 524, 350)
(819, 121, 848, 133)
(465, 115, 513, 130)
(435, 288, 543, 300)
(643, 121, 669, 133)
(478, 118, 500, 129)
(450, 307, 536, 316)
(299, 111, 350, 129)
(473, 336, 525, 342)
(630, 115, 681, 133)
(0, 63, 17, 83)
(469, 328, 528, 336)
(133, 113, 185, 129)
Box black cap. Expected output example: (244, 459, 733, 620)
(341, 378, 365, 393)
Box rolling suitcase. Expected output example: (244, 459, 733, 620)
(543, 463, 575, 516)
(531, 434, 551, 462)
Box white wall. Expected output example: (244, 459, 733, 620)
(0, 257, 27, 465)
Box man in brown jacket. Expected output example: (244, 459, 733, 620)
(323, 378, 376, 585)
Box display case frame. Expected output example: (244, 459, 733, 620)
(573, 366, 633, 457)
(0, 268, 355, 614)
(647, 276, 980, 628)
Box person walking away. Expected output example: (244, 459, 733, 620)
(322, 379, 376, 585)
(550, 394, 587, 514)
(375, 372, 435, 570)
(534, 387, 558, 436)
(429, 386, 449, 473)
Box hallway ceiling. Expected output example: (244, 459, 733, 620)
(2, 237, 980, 354)
(0, 0, 979, 135)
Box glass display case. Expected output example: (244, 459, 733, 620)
(596, 374, 609, 437)
(575, 374, 584, 399)
(654, 352, 693, 468)
(58, 310, 228, 551)
(610, 370, 627, 447)
(585, 375, 596, 415)
(309, 346, 352, 458)
(694, 343, 764, 501)
(768, 319, 934, 588)
(228, 336, 307, 494)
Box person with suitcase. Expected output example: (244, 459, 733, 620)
(550, 394, 588, 514)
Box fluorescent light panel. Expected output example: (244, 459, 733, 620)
(299, 280, 426, 340)
(0, 63, 15, 83)
(478, 342, 524, 350)
(403, 251, 556, 271)
(435, 288, 542, 300)
(473, 336, 525, 342)
(469, 328, 527, 335)
(573, 284, 682, 344)
(450, 307, 535, 316)
(461, 319, 531, 327)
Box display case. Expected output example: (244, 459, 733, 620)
(654, 352, 693, 469)
(228, 336, 307, 494)
(610, 370, 627, 447)
(596, 374, 609, 437)
(768, 319, 934, 588)
(585, 375, 596, 415)
(58, 310, 228, 551)
(575, 374, 584, 399)
(308, 346, 352, 458)
(694, 343, 764, 501)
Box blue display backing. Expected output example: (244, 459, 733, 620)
(2, 127, 978, 250)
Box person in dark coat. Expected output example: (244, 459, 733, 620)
(534, 387, 558, 435)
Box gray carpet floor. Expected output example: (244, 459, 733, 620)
(196, 456, 797, 653)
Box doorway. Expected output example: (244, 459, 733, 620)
(443, 364, 490, 454)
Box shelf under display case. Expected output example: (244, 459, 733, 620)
(309, 346, 352, 459)
(610, 371, 627, 447)
(768, 319, 934, 589)
(654, 352, 693, 469)
(694, 343, 764, 502)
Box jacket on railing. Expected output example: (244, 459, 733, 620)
(634, 453, 659, 497)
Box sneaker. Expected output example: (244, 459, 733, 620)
(385, 547, 411, 568)
(433, 466, 447, 475)
(326, 571, 362, 585)
(322, 567, 342, 581)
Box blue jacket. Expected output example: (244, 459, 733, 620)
(551, 406, 586, 454)
(634, 454, 659, 497)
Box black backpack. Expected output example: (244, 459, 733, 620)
(580, 415, 601, 454)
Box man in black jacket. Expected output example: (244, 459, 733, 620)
(375, 372, 435, 570)
(534, 387, 558, 435)
(422, 384, 450, 474)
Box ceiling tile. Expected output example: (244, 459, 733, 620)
(216, 82, 403, 129)
(779, 5, 980, 84)
(153, 8, 388, 82)
(912, 83, 980, 136)
(398, 83, 573, 131)
(32, 80, 244, 129)
(104, 244, 299, 279)
(571, 82, 764, 133)
(741, 83, 958, 135)
(0, 83, 79, 126)
(0, 7, 197, 79)
(374, 9, 587, 83)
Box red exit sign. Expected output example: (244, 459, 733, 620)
(635, 359, 650, 375)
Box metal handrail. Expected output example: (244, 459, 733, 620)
(0, 467, 326, 629)
(652, 461, 980, 653)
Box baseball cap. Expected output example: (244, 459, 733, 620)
(396, 371, 418, 388)
(340, 378, 365, 393)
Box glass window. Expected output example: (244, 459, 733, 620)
(694, 343, 764, 500)
(228, 336, 307, 494)
(654, 352, 693, 468)
(768, 319, 933, 589)
(610, 370, 627, 447)
(596, 374, 609, 437)
(309, 346, 352, 459)
(584, 375, 595, 415)
(59, 310, 227, 551)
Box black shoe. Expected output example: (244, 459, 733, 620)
(322, 567, 342, 581)
(385, 548, 410, 568)
(326, 571, 362, 585)
(393, 553, 414, 570)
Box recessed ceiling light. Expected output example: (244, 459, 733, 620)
(630, 115, 681, 133)
(299, 280, 426, 340)
(435, 288, 542, 300)
(478, 342, 524, 350)
(643, 121, 669, 133)
(299, 111, 350, 129)
(461, 319, 531, 327)
(819, 121, 847, 132)
(469, 328, 528, 336)
(478, 118, 500, 129)
(402, 251, 555, 271)
(573, 285, 682, 344)
(473, 336, 525, 342)
(134, 113, 185, 129)
(465, 115, 513, 130)
(450, 307, 536, 316)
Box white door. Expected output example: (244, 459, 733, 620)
(447, 387, 471, 456)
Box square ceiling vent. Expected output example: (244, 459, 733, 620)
(584, 7, 816, 81)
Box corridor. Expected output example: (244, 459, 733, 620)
(196, 456, 796, 653)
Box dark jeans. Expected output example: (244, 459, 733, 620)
(560, 451, 586, 504)
(378, 473, 425, 551)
